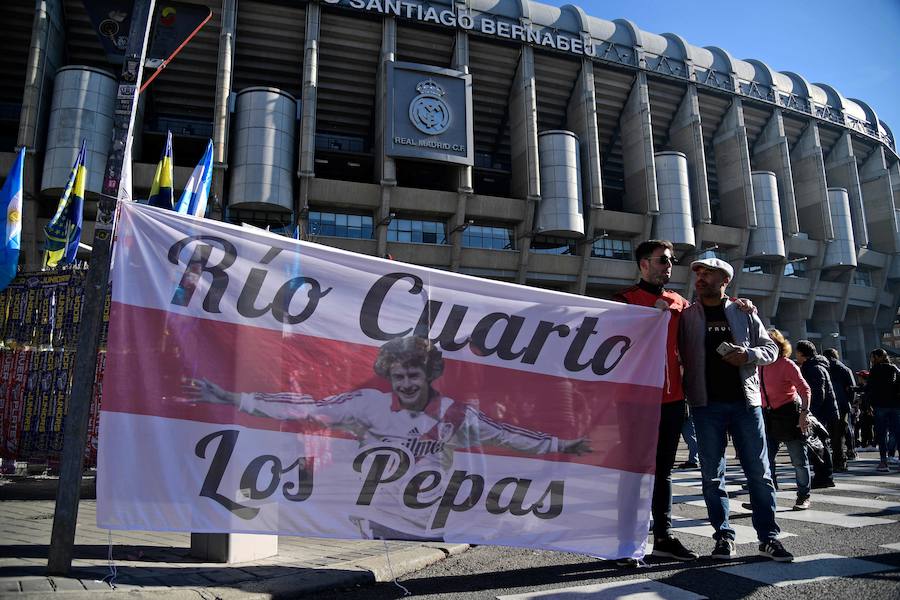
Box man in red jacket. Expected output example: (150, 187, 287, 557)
(613, 239, 696, 562)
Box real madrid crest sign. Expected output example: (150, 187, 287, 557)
(409, 79, 451, 135)
(386, 62, 473, 166)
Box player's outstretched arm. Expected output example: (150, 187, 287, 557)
(559, 437, 593, 455)
(182, 378, 241, 406)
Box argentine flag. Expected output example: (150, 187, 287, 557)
(174, 139, 213, 217)
(0, 147, 25, 290)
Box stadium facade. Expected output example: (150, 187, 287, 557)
(2, 0, 899, 369)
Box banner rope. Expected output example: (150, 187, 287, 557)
(381, 539, 410, 596)
(99, 530, 118, 588)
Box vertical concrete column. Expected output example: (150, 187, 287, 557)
(375, 17, 397, 259)
(619, 72, 657, 215)
(211, 0, 237, 220)
(801, 241, 827, 322)
(667, 85, 710, 224)
(568, 59, 602, 294)
(509, 46, 539, 283)
(297, 0, 321, 234)
(790, 121, 834, 242)
(825, 132, 868, 247)
(752, 109, 798, 235)
(858, 146, 899, 253)
(449, 18, 471, 272)
(712, 98, 756, 228)
(17, 0, 63, 267)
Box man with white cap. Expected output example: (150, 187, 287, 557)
(679, 258, 793, 562)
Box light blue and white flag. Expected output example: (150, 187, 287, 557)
(0, 146, 25, 290)
(174, 139, 213, 217)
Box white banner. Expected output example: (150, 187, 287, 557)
(98, 202, 668, 559)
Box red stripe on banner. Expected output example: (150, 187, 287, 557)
(104, 303, 662, 474)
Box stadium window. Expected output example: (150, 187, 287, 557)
(591, 238, 633, 260)
(461, 224, 516, 250)
(530, 235, 577, 255)
(388, 217, 447, 245)
(742, 261, 772, 274)
(308, 210, 374, 239)
(783, 260, 807, 278)
(852, 270, 872, 287)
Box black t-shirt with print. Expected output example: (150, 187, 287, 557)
(703, 301, 743, 403)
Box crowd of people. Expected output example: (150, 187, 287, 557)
(614, 239, 900, 566)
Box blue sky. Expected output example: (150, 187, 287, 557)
(544, 0, 900, 144)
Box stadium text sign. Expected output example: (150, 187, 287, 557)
(98, 203, 668, 559)
(323, 0, 597, 59)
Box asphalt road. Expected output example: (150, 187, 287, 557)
(312, 454, 900, 600)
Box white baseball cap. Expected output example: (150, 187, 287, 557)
(690, 257, 734, 280)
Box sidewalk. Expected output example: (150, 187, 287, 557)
(0, 476, 468, 599)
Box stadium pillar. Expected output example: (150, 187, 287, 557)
(790, 121, 834, 241)
(859, 146, 899, 253)
(509, 46, 539, 284)
(449, 22, 471, 272)
(297, 0, 321, 235)
(375, 17, 397, 259)
(48, 0, 156, 575)
(712, 98, 756, 229)
(825, 132, 868, 247)
(752, 109, 799, 235)
(668, 85, 711, 225)
(210, 0, 237, 220)
(17, 0, 63, 268)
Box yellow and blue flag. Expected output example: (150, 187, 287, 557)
(0, 146, 25, 290)
(174, 139, 212, 217)
(44, 140, 86, 268)
(148, 130, 174, 209)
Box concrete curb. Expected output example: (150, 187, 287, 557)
(9, 544, 471, 600)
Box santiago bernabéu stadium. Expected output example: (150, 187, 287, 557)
(2, 0, 899, 369)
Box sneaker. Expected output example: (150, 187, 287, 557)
(876, 462, 890, 473)
(793, 496, 811, 510)
(677, 461, 699, 470)
(811, 479, 836, 489)
(741, 502, 753, 511)
(651, 536, 699, 561)
(710, 538, 736, 560)
(759, 539, 794, 562)
(613, 557, 641, 568)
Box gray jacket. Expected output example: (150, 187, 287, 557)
(679, 298, 778, 408)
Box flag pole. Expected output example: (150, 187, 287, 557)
(47, 0, 157, 575)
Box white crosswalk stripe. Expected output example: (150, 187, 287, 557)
(670, 515, 795, 545)
(717, 553, 891, 587)
(496, 578, 707, 599)
(774, 491, 900, 512)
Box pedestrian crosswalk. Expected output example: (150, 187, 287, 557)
(668, 458, 899, 540)
(502, 457, 900, 600)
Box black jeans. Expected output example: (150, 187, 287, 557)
(652, 400, 686, 539)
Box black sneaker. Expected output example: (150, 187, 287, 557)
(613, 557, 641, 568)
(758, 539, 794, 562)
(710, 538, 736, 560)
(651, 536, 699, 561)
(677, 461, 699, 469)
(811, 479, 836, 489)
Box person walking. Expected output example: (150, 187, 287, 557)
(865, 348, 900, 472)
(795, 341, 840, 488)
(679, 257, 792, 562)
(823, 348, 857, 464)
(760, 329, 813, 510)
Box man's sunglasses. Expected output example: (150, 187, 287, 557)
(644, 256, 675, 265)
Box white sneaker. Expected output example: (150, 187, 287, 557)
(793, 496, 811, 510)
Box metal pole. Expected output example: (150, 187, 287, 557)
(47, 0, 156, 575)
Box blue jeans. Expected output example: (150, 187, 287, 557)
(682, 415, 699, 464)
(874, 407, 900, 462)
(693, 402, 780, 542)
(768, 437, 811, 498)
